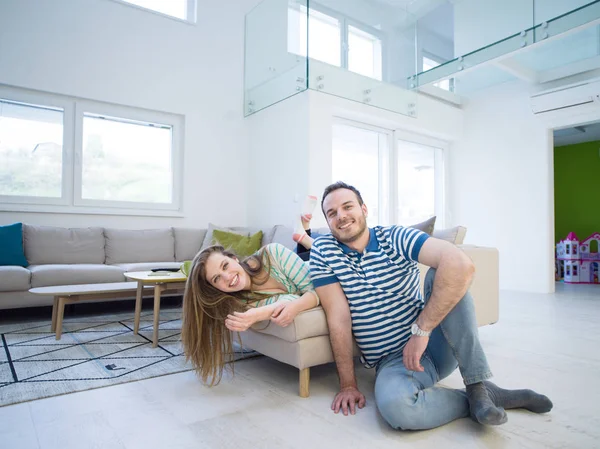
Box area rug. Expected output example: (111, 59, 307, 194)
(0, 308, 260, 407)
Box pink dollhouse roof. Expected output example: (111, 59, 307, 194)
(564, 232, 579, 242)
(582, 233, 600, 244)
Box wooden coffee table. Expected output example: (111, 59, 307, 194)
(30, 282, 150, 340)
(125, 271, 187, 348)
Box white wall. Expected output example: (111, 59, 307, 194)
(450, 82, 555, 293)
(0, 0, 257, 229)
(246, 92, 310, 228)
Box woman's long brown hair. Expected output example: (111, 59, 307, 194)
(181, 245, 270, 386)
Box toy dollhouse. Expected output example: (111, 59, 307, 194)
(556, 232, 600, 284)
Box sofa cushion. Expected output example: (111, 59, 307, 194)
(410, 216, 436, 235)
(200, 224, 248, 252)
(29, 264, 125, 288)
(247, 226, 278, 246)
(112, 262, 183, 273)
(270, 225, 296, 250)
(105, 228, 175, 264)
(212, 229, 263, 257)
(23, 225, 105, 265)
(251, 307, 329, 343)
(0, 222, 28, 267)
(0, 266, 31, 292)
(173, 228, 207, 261)
(433, 226, 467, 244)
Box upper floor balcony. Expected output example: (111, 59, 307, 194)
(244, 0, 600, 117)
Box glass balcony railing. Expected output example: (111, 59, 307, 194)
(244, 0, 418, 117)
(413, 0, 600, 95)
(244, 0, 600, 116)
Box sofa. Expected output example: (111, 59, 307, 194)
(0, 223, 295, 310)
(0, 222, 499, 397)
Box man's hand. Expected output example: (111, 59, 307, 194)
(402, 335, 429, 372)
(225, 309, 261, 332)
(331, 386, 366, 416)
(270, 302, 298, 327)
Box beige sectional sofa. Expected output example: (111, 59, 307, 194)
(0, 222, 499, 397)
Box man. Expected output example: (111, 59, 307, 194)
(309, 181, 552, 430)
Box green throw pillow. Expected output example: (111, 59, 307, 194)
(180, 260, 192, 278)
(212, 229, 263, 258)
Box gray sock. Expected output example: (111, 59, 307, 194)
(466, 382, 508, 426)
(484, 381, 553, 414)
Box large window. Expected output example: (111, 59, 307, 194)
(118, 0, 196, 22)
(332, 121, 389, 226)
(396, 139, 443, 226)
(332, 120, 445, 227)
(0, 100, 64, 200)
(0, 87, 183, 215)
(288, 4, 383, 80)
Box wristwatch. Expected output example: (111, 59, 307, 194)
(411, 322, 432, 337)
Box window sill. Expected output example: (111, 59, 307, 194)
(0, 203, 184, 218)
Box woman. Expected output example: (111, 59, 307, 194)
(181, 242, 319, 386)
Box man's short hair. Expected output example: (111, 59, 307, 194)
(321, 181, 364, 213)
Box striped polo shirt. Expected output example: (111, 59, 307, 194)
(310, 226, 429, 368)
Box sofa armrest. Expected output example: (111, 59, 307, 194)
(418, 245, 499, 326)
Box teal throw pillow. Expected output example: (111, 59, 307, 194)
(0, 222, 28, 267)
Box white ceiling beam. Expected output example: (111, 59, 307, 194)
(493, 59, 539, 83)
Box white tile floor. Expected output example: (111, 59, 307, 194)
(1, 283, 599, 449)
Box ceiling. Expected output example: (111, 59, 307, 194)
(554, 122, 600, 146)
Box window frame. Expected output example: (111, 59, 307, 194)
(0, 87, 74, 208)
(289, 2, 386, 80)
(0, 86, 184, 217)
(108, 0, 197, 24)
(394, 129, 447, 229)
(332, 117, 392, 226)
(332, 117, 446, 228)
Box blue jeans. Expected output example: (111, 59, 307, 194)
(374, 268, 493, 430)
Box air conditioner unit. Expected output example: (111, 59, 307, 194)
(531, 79, 600, 114)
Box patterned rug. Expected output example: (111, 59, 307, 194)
(0, 308, 259, 407)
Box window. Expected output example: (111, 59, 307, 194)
(331, 120, 445, 227)
(0, 100, 64, 201)
(119, 0, 196, 22)
(0, 87, 182, 216)
(332, 121, 390, 226)
(288, 4, 383, 80)
(573, 265, 578, 276)
(422, 55, 452, 91)
(288, 6, 341, 67)
(396, 140, 438, 226)
(348, 26, 383, 80)
(80, 114, 174, 206)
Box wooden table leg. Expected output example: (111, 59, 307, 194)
(152, 285, 162, 348)
(133, 281, 144, 334)
(55, 296, 68, 340)
(50, 296, 59, 332)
